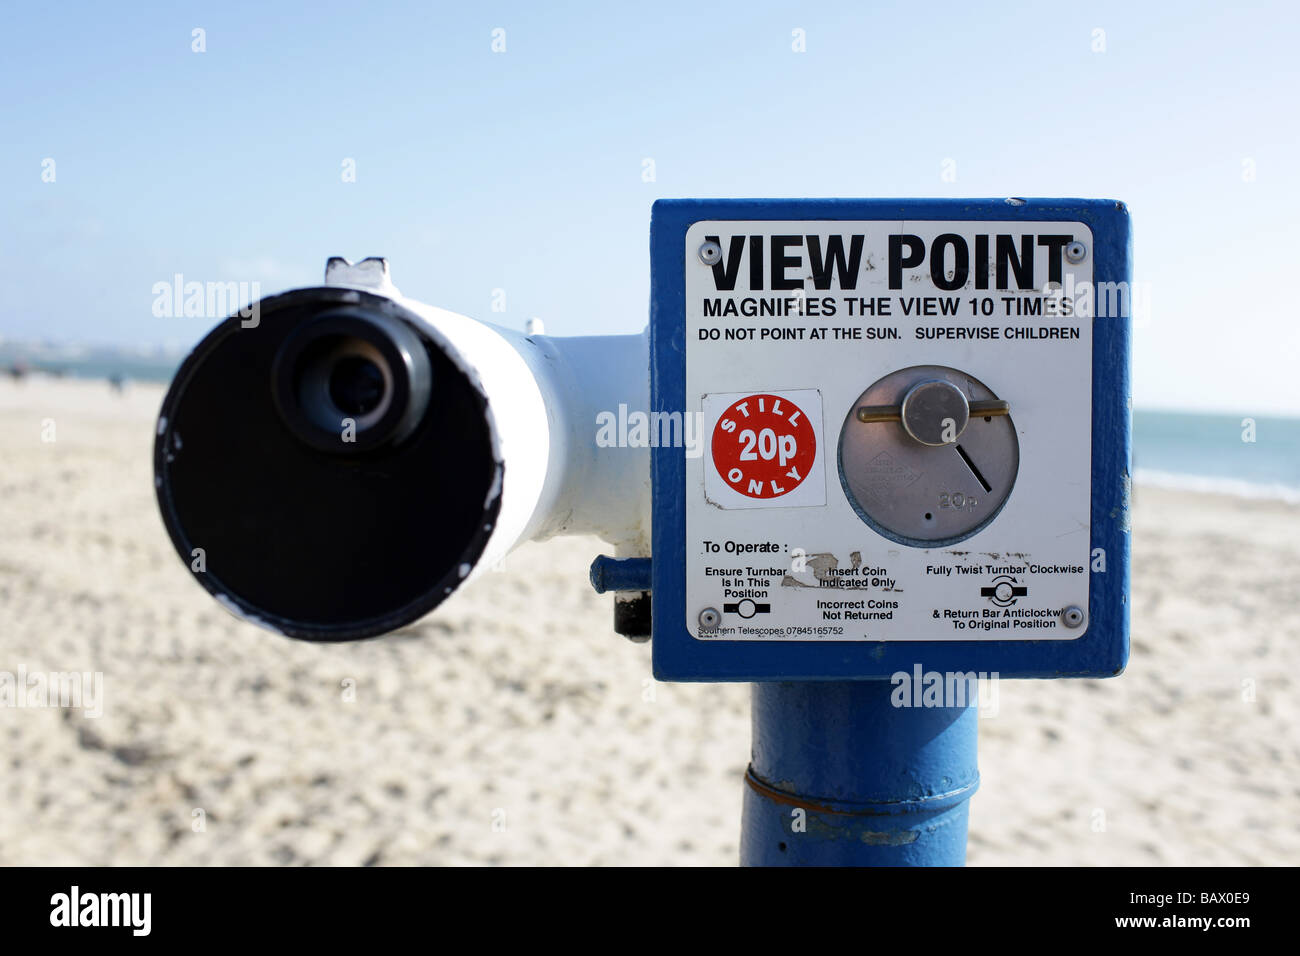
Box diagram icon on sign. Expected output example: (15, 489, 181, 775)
(723, 599, 771, 619)
(981, 575, 1028, 608)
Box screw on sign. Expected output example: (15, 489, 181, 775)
(711, 393, 817, 499)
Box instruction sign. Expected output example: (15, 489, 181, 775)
(684, 219, 1096, 642)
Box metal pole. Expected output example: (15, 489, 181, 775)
(740, 680, 980, 866)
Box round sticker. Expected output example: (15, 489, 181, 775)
(711, 393, 817, 499)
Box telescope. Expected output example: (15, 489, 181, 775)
(154, 256, 648, 641)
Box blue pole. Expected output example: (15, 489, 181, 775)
(740, 680, 980, 866)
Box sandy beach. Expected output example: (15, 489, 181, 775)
(1, 376, 1296, 866)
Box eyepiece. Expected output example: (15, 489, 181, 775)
(272, 308, 432, 453)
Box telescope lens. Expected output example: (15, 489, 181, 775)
(329, 354, 386, 416)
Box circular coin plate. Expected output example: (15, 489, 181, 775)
(838, 365, 1018, 546)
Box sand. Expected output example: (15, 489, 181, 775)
(1, 377, 1296, 866)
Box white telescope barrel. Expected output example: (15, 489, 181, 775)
(400, 299, 652, 563)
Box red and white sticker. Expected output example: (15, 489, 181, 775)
(702, 388, 825, 509)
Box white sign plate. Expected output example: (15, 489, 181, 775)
(684, 219, 1095, 642)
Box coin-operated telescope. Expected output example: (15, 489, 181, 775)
(156, 199, 1132, 866)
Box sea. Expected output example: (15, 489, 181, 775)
(1133, 410, 1300, 505)
(4, 343, 1297, 504)
(0, 342, 181, 385)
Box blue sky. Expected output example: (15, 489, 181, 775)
(2, 1, 1297, 413)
